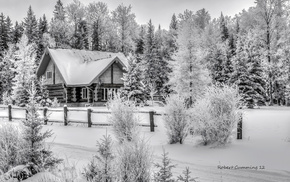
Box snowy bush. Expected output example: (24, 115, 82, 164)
(108, 94, 139, 143)
(51, 97, 60, 108)
(163, 94, 190, 144)
(0, 123, 26, 173)
(115, 138, 152, 182)
(191, 85, 241, 145)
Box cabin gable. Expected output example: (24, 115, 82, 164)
(97, 62, 124, 85)
(42, 58, 65, 85)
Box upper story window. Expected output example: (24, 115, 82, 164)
(46, 71, 52, 79)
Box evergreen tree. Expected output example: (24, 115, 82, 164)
(12, 35, 36, 107)
(84, 134, 114, 182)
(167, 14, 178, 54)
(177, 167, 197, 182)
(22, 84, 62, 168)
(169, 13, 178, 31)
(12, 21, 24, 44)
(142, 20, 165, 96)
(232, 31, 267, 108)
(0, 13, 8, 57)
(121, 56, 148, 104)
(5, 16, 12, 44)
(36, 15, 49, 62)
(219, 13, 229, 42)
(154, 149, 176, 182)
(73, 20, 89, 49)
(135, 25, 146, 55)
(0, 45, 15, 102)
(24, 6, 38, 44)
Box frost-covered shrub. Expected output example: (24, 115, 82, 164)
(108, 94, 139, 143)
(0, 123, 26, 173)
(51, 97, 59, 108)
(191, 85, 241, 145)
(163, 95, 190, 144)
(115, 138, 152, 182)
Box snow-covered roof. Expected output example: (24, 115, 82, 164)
(36, 48, 128, 87)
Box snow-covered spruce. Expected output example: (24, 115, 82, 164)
(163, 95, 190, 144)
(22, 84, 62, 169)
(153, 148, 176, 182)
(191, 85, 241, 145)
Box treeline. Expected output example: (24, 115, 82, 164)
(0, 0, 289, 108)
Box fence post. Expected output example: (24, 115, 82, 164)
(149, 111, 155, 132)
(8, 104, 12, 121)
(64, 105, 68, 126)
(87, 108, 92, 128)
(237, 112, 243, 140)
(43, 107, 48, 125)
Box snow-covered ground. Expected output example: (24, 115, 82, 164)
(1, 106, 290, 181)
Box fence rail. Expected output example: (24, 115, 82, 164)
(0, 104, 158, 132)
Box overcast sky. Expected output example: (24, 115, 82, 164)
(0, 0, 255, 29)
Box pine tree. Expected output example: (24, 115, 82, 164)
(5, 16, 12, 44)
(22, 84, 62, 169)
(135, 25, 146, 55)
(154, 149, 176, 182)
(0, 13, 8, 57)
(121, 56, 148, 104)
(12, 21, 24, 44)
(168, 13, 178, 53)
(220, 13, 229, 42)
(73, 20, 89, 50)
(232, 31, 267, 108)
(24, 6, 38, 44)
(142, 20, 167, 96)
(12, 35, 36, 107)
(0, 45, 15, 102)
(169, 14, 178, 31)
(177, 167, 197, 182)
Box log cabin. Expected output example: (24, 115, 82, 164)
(36, 48, 128, 106)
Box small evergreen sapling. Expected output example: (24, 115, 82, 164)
(22, 84, 62, 170)
(177, 167, 198, 182)
(154, 148, 176, 182)
(84, 134, 114, 182)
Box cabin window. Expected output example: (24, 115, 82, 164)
(46, 71, 52, 79)
(102, 88, 118, 101)
(82, 88, 88, 99)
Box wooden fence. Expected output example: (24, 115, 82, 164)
(0, 105, 158, 132)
